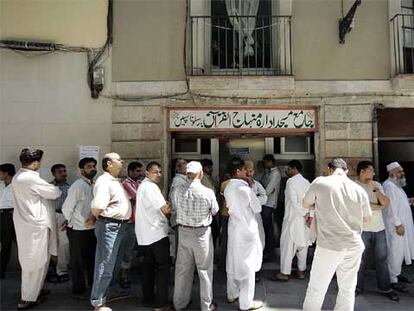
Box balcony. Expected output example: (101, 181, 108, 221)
(189, 15, 292, 76)
(391, 13, 414, 74)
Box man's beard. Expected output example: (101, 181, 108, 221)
(391, 175, 407, 188)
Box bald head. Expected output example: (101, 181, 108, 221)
(102, 152, 124, 177)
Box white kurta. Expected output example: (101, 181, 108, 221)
(12, 168, 61, 271)
(282, 173, 312, 248)
(224, 179, 263, 280)
(280, 173, 311, 274)
(252, 180, 267, 250)
(383, 179, 414, 267)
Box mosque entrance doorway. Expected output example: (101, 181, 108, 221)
(376, 108, 414, 197)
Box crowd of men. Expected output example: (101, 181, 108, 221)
(0, 148, 414, 311)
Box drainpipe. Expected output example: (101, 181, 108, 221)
(372, 103, 384, 176)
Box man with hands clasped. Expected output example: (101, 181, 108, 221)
(135, 162, 172, 311)
(62, 157, 98, 300)
(354, 161, 399, 301)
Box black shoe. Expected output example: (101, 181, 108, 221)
(57, 274, 69, 283)
(390, 282, 409, 293)
(380, 291, 399, 302)
(398, 275, 412, 284)
(39, 289, 50, 297)
(355, 287, 363, 296)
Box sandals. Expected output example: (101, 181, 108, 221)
(268, 272, 289, 282)
(17, 295, 47, 310)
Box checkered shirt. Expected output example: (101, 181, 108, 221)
(174, 180, 219, 227)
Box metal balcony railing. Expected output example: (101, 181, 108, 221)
(391, 14, 414, 74)
(189, 15, 292, 76)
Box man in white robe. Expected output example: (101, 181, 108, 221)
(245, 160, 267, 249)
(382, 162, 414, 291)
(274, 160, 312, 281)
(12, 148, 61, 309)
(224, 158, 263, 311)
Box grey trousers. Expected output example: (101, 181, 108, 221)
(173, 226, 214, 311)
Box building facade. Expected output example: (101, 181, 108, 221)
(1, 0, 414, 191)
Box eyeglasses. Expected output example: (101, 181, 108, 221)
(148, 169, 162, 175)
(111, 158, 124, 163)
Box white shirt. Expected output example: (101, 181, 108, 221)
(303, 171, 371, 251)
(262, 167, 281, 208)
(174, 179, 219, 227)
(252, 180, 267, 206)
(0, 184, 15, 209)
(135, 177, 169, 245)
(91, 172, 131, 220)
(355, 180, 385, 232)
(169, 174, 188, 227)
(62, 177, 95, 230)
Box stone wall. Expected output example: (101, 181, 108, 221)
(110, 78, 414, 181)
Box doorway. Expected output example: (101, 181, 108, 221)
(218, 137, 266, 180)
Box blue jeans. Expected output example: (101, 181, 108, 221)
(357, 230, 392, 293)
(90, 218, 126, 307)
(117, 223, 137, 270)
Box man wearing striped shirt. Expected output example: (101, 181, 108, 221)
(173, 161, 219, 311)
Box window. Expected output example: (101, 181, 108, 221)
(282, 136, 310, 153)
(402, 0, 414, 72)
(173, 139, 199, 154)
(190, 0, 292, 76)
(269, 136, 314, 160)
(211, 0, 272, 71)
(172, 138, 212, 155)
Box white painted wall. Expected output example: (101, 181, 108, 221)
(0, 49, 113, 182)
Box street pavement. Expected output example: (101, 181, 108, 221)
(1, 260, 413, 311)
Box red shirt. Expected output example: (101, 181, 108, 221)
(122, 177, 140, 223)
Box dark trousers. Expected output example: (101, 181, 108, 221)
(67, 227, 97, 294)
(0, 210, 16, 277)
(357, 230, 392, 293)
(142, 237, 170, 308)
(219, 215, 229, 271)
(211, 216, 219, 247)
(261, 205, 275, 255)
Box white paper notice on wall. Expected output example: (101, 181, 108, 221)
(79, 146, 100, 162)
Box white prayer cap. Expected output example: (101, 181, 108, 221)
(186, 161, 203, 174)
(386, 162, 401, 172)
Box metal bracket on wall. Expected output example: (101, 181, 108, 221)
(339, 0, 362, 44)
